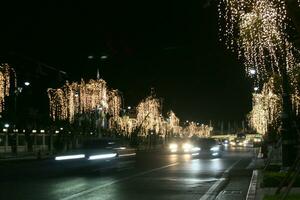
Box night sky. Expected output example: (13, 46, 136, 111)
(1, 1, 252, 122)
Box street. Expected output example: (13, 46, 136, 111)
(0, 148, 255, 200)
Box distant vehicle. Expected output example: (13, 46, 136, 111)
(230, 138, 246, 147)
(167, 138, 200, 154)
(253, 136, 263, 147)
(193, 138, 223, 157)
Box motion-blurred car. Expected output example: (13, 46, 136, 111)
(55, 138, 136, 165)
(193, 138, 223, 157)
(167, 138, 200, 154)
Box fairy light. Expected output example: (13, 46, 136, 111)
(48, 78, 111, 122)
(248, 77, 283, 135)
(182, 121, 212, 137)
(136, 95, 163, 136)
(219, 0, 300, 83)
(167, 111, 181, 135)
(0, 64, 17, 113)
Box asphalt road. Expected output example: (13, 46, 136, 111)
(0, 148, 256, 200)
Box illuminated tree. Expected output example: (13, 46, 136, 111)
(48, 77, 124, 135)
(0, 64, 17, 113)
(219, 0, 299, 83)
(166, 111, 181, 135)
(136, 95, 163, 136)
(248, 77, 282, 135)
(183, 122, 213, 137)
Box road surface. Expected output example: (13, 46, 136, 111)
(0, 148, 255, 200)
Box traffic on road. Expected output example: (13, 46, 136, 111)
(0, 136, 259, 200)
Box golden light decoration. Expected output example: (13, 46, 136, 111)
(0, 64, 17, 113)
(136, 95, 163, 136)
(248, 77, 282, 135)
(48, 78, 122, 123)
(166, 111, 181, 135)
(183, 122, 213, 137)
(219, 0, 299, 83)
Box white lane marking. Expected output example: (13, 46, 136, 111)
(199, 159, 241, 200)
(246, 170, 258, 200)
(60, 162, 179, 200)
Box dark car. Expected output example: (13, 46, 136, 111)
(193, 138, 223, 157)
(55, 138, 136, 165)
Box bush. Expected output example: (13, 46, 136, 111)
(262, 172, 300, 187)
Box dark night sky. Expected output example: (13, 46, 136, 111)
(0, 1, 252, 122)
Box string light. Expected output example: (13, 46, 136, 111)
(219, 0, 299, 82)
(136, 95, 162, 136)
(48, 78, 120, 123)
(183, 121, 213, 137)
(248, 77, 282, 135)
(49, 79, 213, 137)
(0, 64, 17, 113)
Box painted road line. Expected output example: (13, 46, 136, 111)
(246, 170, 258, 200)
(199, 159, 242, 200)
(60, 162, 179, 200)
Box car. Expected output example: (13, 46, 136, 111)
(193, 138, 223, 157)
(230, 138, 246, 147)
(54, 138, 136, 166)
(167, 138, 200, 154)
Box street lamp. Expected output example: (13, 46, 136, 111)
(24, 81, 30, 86)
(254, 87, 259, 91)
(249, 69, 256, 75)
(4, 123, 9, 128)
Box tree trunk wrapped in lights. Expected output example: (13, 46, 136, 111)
(0, 64, 17, 113)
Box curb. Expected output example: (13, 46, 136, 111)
(246, 170, 259, 200)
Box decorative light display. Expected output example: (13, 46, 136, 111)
(136, 95, 163, 136)
(183, 122, 213, 137)
(248, 77, 282, 135)
(0, 64, 16, 113)
(166, 111, 181, 135)
(219, 0, 299, 82)
(48, 78, 120, 123)
(49, 80, 214, 137)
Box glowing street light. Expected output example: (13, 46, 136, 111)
(249, 69, 256, 75)
(4, 123, 9, 128)
(100, 55, 108, 60)
(24, 81, 30, 86)
(254, 87, 259, 91)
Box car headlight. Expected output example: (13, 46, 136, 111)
(230, 141, 236, 145)
(169, 143, 178, 152)
(210, 146, 220, 151)
(192, 147, 201, 152)
(55, 154, 85, 161)
(182, 143, 193, 152)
